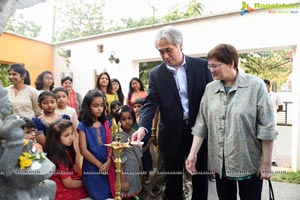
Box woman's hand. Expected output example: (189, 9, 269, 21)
(185, 153, 197, 175)
(258, 162, 272, 180)
(259, 140, 273, 180)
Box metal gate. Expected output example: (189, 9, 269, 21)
(276, 101, 293, 126)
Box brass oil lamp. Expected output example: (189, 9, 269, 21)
(105, 133, 131, 200)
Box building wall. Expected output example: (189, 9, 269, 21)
(53, 9, 300, 97)
(0, 32, 53, 86)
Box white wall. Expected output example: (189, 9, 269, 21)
(53, 9, 300, 97)
(53, 28, 161, 97)
(292, 44, 300, 171)
(53, 9, 300, 170)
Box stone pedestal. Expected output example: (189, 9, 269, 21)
(0, 84, 56, 199)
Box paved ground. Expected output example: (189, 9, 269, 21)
(143, 125, 300, 200)
(207, 179, 300, 200)
(143, 177, 300, 200)
(273, 125, 292, 168)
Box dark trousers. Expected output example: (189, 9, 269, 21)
(163, 123, 208, 200)
(215, 173, 263, 200)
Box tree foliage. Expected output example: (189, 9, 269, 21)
(139, 61, 162, 89)
(0, 64, 10, 87)
(5, 14, 41, 38)
(120, 0, 203, 29)
(164, 0, 203, 22)
(53, 0, 203, 42)
(120, 17, 160, 30)
(240, 50, 292, 88)
(53, 0, 106, 42)
(57, 48, 71, 69)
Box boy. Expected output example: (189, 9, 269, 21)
(21, 117, 43, 152)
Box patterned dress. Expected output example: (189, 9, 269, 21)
(6, 85, 40, 119)
(119, 131, 143, 198)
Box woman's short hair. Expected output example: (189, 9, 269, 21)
(207, 44, 239, 70)
(61, 76, 73, 85)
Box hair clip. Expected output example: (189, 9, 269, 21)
(118, 108, 122, 114)
(53, 120, 61, 132)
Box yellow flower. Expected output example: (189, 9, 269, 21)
(22, 152, 32, 159)
(17, 150, 46, 170)
(17, 152, 33, 170)
(23, 139, 29, 146)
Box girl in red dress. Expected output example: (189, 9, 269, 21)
(45, 119, 88, 200)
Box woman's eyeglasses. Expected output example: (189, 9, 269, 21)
(44, 77, 54, 80)
(208, 63, 222, 69)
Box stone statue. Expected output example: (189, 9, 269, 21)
(0, 83, 56, 199)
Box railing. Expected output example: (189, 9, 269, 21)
(276, 101, 293, 126)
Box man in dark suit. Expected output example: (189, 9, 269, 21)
(132, 26, 213, 200)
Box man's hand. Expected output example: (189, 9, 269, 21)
(185, 136, 204, 175)
(132, 127, 146, 145)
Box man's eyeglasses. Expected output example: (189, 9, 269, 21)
(208, 63, 223, 69)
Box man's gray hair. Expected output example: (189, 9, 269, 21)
(154, 26, 183, 48)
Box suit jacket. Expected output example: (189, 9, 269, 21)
(139, 56, 213, 158)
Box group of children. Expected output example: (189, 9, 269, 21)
(20, 89, 154, 200)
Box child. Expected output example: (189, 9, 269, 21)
(45, 119, 88, 200)
(133, 98, 153, 185)
(132, 98, 144, 126)
(78, 89, 115, 199)
(20, 117, 43, 152)
(117, 105, 143, 199)
(53, 87, 82, 175)
(109, 100, 122, 137)
(33, 91, 70, 147)
(111, 78, 124, 105)
(53, 87, 79, 130)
